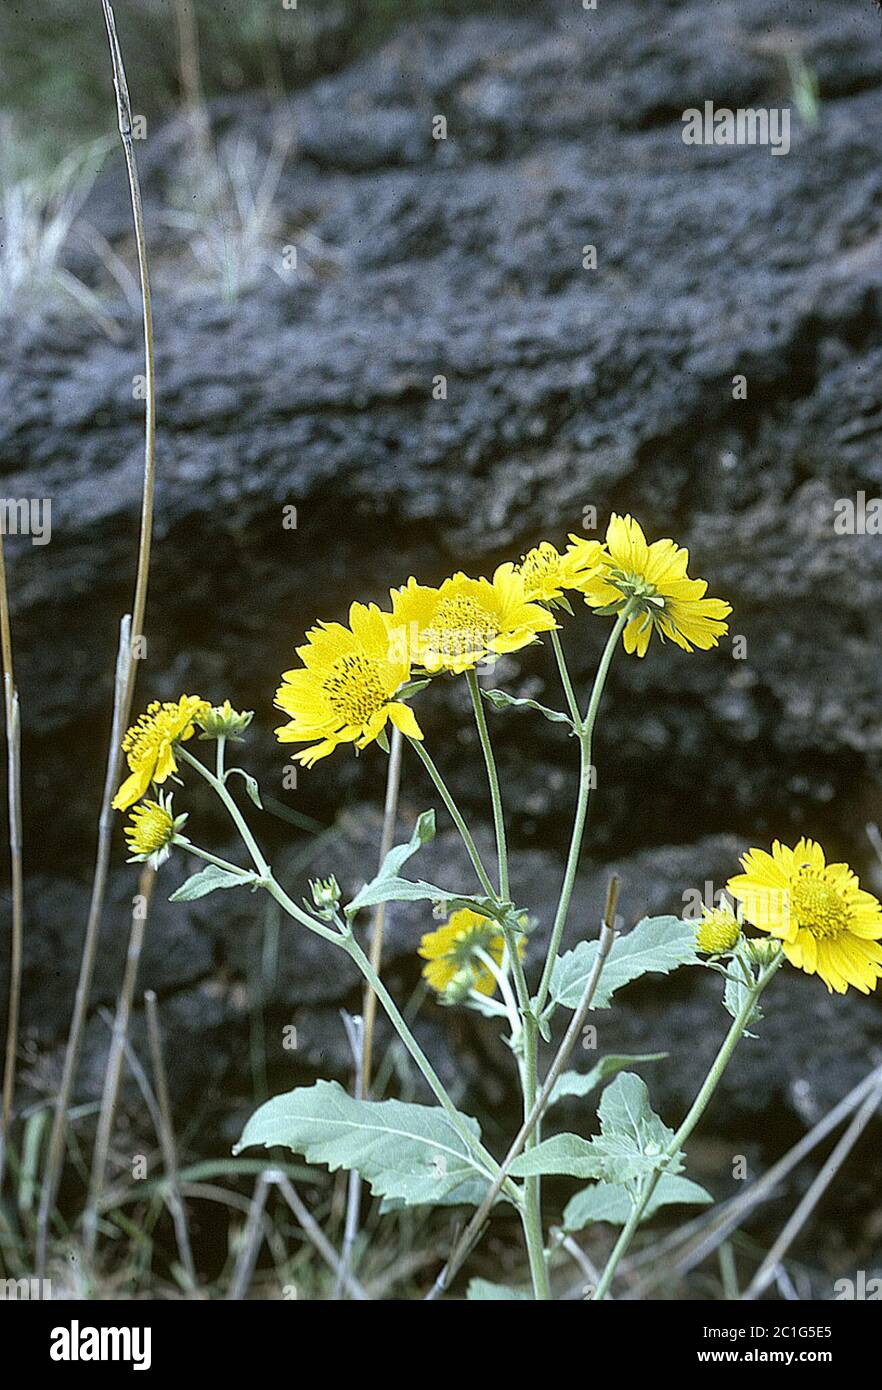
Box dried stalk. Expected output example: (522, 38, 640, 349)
(145, 989, 197, 1290)
(82, 866, 155, 1262)
(337, 726, 403, 1294)
(37, 0, 157, 1274)
(0, 535, 23, 1194)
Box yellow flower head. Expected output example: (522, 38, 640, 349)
(274, 601, 423, 767)
(124, 792, 186, 869)
(517, 538, 604, 604)
(113, 695, 210, 811)
(419, 907, 525, 996)
(388, 564, 556, 674)
(728, 838, 882, 995)
(695, 904, 741, 955)
(577, 514, 732, 657)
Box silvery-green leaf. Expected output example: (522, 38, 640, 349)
(345, 811, 435, 917)
(510, 1073, 683, 1184)
(467, 1279, 531, 1301)
(563, 1175, 712, 1232)
(550, 916, 702, 1011)
(547, 1053, 667, 1108)
(723, 956, 764, 1035)
(396, 678, 432, 701)
(233, 1079, 495, 1207)
(481, 688, 575, 729)
(170, 864, 256, 901)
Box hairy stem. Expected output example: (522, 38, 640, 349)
(592, 955, 782, 1300)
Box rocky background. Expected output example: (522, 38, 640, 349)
(2, 0, 882, 1289)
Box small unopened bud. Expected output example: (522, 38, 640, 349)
(197, 700, 254, 741)
(310, 875, 341, 919)
(742, 936, 781, 966)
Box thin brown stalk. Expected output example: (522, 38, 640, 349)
(144, 989, 197, 1290)
(0, 530, 23, 1195)
(227, 1171, 273, 1301)
(172, 0, 211, 158)
(336, 727, 403, 1293)
(37, 0, 157, 1275)
(82, 866, 155, 1262)
(427, 876, 620, 1300)
(743, 1071, 882, 1301)
(274, 1173, 370, 1301)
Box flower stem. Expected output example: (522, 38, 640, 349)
(549, 628, 582, 728)
(519, 1014, 550, 1299)
(534, 609, 630, 1015)
(175, 840, 251, 877)
(178, 744, 270, 878)
(466, 668, 509, 899)
(406, 737, 496, 898)
(591, 955, 782, 1300)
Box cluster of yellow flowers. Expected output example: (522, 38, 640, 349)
(110, 514, 882, 998)
(274, 513, 732, 767)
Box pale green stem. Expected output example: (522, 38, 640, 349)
(465, 669, 534, 1018)
(178, 744, 270, 878)
(465, 668, 509, 900)
(177, 746, 519, 1202)
(549, 628, 582, 728)
(520, 1013, 550, 1300)
(407, 737, 496, 898)
(534, 609, 631, 1014)
(592, 955, 782, 1300)
(174, 839, 251, 877)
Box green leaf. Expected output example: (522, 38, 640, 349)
(396, 678, 432, 701)
(723, 954, 764, 1036)
(482, 688, 575, 729)
(563, 1174, 712, 1232)
(510, 1073, 683, 1184)
(547, 1053, 668, 1109)
(170, 863, 256, 901)
(550, 916, 702, 1011)
(344, 810, 435, 917)
(467, 1279, 531, 1301)
(233, 1080, 495, 1208)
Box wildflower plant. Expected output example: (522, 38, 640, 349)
(113, 513, 882, 1300)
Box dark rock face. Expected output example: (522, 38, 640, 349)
(2, 0, 882, 1206)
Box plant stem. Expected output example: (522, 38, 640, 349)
(178, 746, 271, 879)
(592, 955, 781, 1300)
(407, 737, 495, 897)
(549, 628, 582, 727)
(534, 610, 629, 1014)
(465, 669, 509, 900)
(519, 1014, 550, 1299)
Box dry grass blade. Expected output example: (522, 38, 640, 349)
(36, 0, 158, 1275)
(145, 989, 197, 1291)
(337, 725, 404, 1294)
(82, 866, 156, 1263)
(0, 536, 23, 1194)
(743, 1070, 882, 1300)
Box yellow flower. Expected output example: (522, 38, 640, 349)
(124, 792, 186, 869)
(388, 564, 556, 674)
(577, 514, 732, 657)
(113, 695, 210, 811)
(274, 601, 423, 767)
(695, 905, 741, 954)
(517, 538, 604, 604)
(728, 838, 882, 995)
(419, 907, 525, 996)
